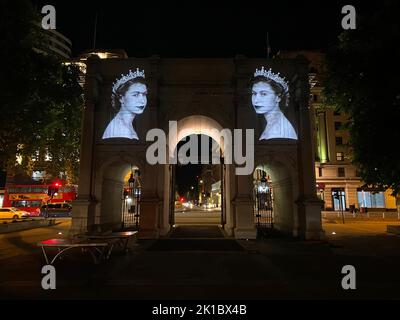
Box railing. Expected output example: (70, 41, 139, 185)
(121, 192, 140, 230)
(253, 189, 274, 229)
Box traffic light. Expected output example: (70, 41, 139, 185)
(123, 188, 129, 197)
(53, 182, 60, 193)
(47, 181, 62, 197)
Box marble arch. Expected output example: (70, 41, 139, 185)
(70, 55, 324, 240)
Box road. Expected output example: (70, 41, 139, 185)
(174, 208, 221, 225)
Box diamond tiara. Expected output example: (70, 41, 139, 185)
(112, 68, 145, 94)
(254, 66, 289, 93)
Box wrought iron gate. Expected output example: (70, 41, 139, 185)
(253, 172, 274, 229)
(121, 170, 141, 230)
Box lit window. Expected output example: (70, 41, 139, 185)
(336, 152, 344, 161)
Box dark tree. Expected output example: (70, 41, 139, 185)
(323, 1, 400, 196)
(0, 0, 83, 184)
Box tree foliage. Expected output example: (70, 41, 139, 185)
(323, 1, 400, 196)
(0, 0, 83, 184)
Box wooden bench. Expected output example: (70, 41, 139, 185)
(37, 238, 111, 265)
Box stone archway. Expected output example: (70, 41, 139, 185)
(160, 115, 234, 236)
(93, 156, 141, 232)
(72, 56, 324, 240)
(254, 160, 296, 235)
(98, 161, 140, 231)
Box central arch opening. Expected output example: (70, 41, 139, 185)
(173, 134, 222, 226)
(162, 115, 232, 238)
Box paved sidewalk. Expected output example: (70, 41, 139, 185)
(1, 223, 400, 300)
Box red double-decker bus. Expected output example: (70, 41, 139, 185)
(3, 183, 77, 216)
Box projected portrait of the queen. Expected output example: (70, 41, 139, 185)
(102, 68, 147, 140)
(251, 67, 298, 140)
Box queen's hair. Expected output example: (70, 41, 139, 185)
(111, 77, 147, 111)
(249, 76, 289, 108)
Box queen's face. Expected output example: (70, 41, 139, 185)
(119, 82, 148, 114)
(251, 81, 281, 114)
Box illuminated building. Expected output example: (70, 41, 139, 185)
(279, 51, 397, 212)
(65, 49, 128, 86)
(71, 55, 324, 240)
(34, 28, 72, 59)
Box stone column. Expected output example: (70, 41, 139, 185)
(135, 57, 161, 239)
(159, 164, 171, 236)
(231, 55, 257, 239)
(70, 55, 101, 236)
(222, 164, 235, 236)
(233, 174, 257, 239)
(138, 163, 161, 239)
(294, 69, 324, 240)
(317, 111, 328, 163)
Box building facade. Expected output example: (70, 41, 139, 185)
(34, 28, 72, 59)
(280, 51, 397, 212)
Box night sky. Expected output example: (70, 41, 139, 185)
(30, 0, 376, 58)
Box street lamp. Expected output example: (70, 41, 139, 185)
(257, 172, 269, 193)
(133, 169, 141, 228)
(128, 172, 135, 197)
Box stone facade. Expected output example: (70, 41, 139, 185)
(70, 54, 324, 240)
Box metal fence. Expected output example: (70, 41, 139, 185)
(122, 190, 141, 230)
(254, 188, 274, 229)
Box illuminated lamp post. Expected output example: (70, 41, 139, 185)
(255, 172, 268, 227)
(133, 169, 141, 229)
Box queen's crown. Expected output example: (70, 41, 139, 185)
(112, 68, 145, 94)
(254, 66, 289, 93)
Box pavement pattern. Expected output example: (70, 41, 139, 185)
(0, 219, 399, 300)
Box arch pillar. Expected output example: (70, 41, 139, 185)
(233, 174, 257, 239)
(294, 73, 325, 240)
(137, 162, 162, 239)
(70, 56, 101, 236)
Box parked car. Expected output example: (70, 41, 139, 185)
(40, 203, 72, 217)
(0, 207, 30, 220)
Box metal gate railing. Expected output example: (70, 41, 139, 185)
(254, 188, 274, 229)
(122, 190, 140, 229)
(253, 171, 274, 230)
(121, 170, 141, 230)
